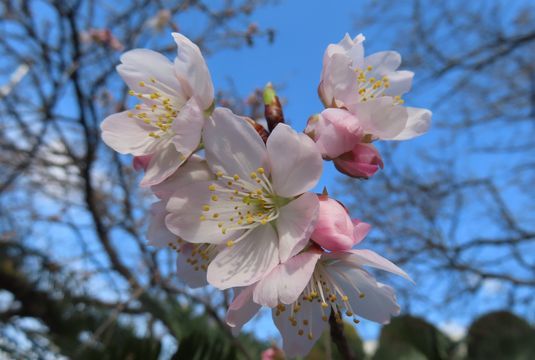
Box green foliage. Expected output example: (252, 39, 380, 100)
(306, 322, 365, 360)
(466, 311, 535, 360)
(373, 315, 455, 360)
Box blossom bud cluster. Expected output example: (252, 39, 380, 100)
(100, 32, 429, 357)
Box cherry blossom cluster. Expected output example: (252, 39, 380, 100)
(101, 33, 430, 357)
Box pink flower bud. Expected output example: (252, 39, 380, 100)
(305, 108, 362, 159)
(333, 143, 383, 179)
(261, 346, 285, 360)
(311, 195, 371, 251)
(133, 154, 152, 172)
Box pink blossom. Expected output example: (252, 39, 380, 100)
(333, 142, 383, 179)
(133, 155, 152, 171)
(311, 195, 371, 251)
(305, 108, 362, 159)
(226, 248, 412, 358)
(261, 346, 285, 360)
(318, 33, 431, 141)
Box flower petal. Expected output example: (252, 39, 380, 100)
(172, 32, 214, 110)
(272, 299, 327, 358)
(349, 98, 408, 140)
(267, 124, 322, 197)
(226, 285, 261, 333)
(165, 180, 242, 243)
(176, 243, 210, 288)
(207, 225, 279, 289)
(383, 70, 414, 96)
(140, 142, 184, 187)
(276, 192, 319, 262)
(337, 249, 413, 282)
(329, 265, 401, 324)
(364, 51, 401, 75)
(118, 48, 186, 103)
(320, 53, 359, 106)
(147, 200, 176, 247)
(253, 250, 321, 307)
(169, 98, 204, 155)
(204, 107, 269, 180)
(101, 110, 156, 156)
(151, 155, 211, 199)
(390, 107, 432, 140)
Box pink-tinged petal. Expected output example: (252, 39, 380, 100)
(328, 265, 401, 324)
(133, 154, 152, 171)
(338, 249, 413, 282)
(352, 219, 372, 245)
(276, 192, 319, 262)
(364, 51, 402, 75)
(204, 107, 269, 180)
(311, 196, 362, 251)
(207, 225, 279, 289)
(172, 32, 214, 111)
(267, 124, 322, 197)
(253, 250, 321, 307)
(117, 48, 186, 103)
(272, 299, 327, 358)
(391, 107, 432, 140)
(383, 70, 414, 96)
(147, 200, 176, 248)
(151, 155, 211, 199)
(226, 285, 261, 333)
(320, 53, 359, 106)
(176, 243, 209, 288)
(165, 181, 242, 243)
(349, 98, 408, 140)
(101, 110, 156, 156)
(333, 143, 384, 179)
(140, 142, 184, 187)
(312, 109, 363, 159)
(169, 98, 204, 155)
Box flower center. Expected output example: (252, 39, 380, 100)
(274, 262, 365, 340)
(200, 167, 280, 247)
(355, 65, 404, 105)
(127, 78, 182, 139)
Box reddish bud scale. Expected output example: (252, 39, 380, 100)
(265, 95, 284, 132)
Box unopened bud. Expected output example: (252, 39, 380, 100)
(263, 83, 284, 132)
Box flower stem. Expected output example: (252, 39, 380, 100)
(329, 310, 356, 360)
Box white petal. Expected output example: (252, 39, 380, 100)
(331, 249, 413, 282)
(349, 98, 408, 140)
(390, 107, 432, 140)
(207, 225, 279, 289)
(165, 180, 242, 243)
(101, 110, 156, 156)
(151, 155, 212, 199)
(147, 200, 176, 247)
(272, 299, 327, 358)
(276, 192, 319, 262)
(330, 265, 401, 324)
(176, 243, 209, 288)
(253, 250, 321, 307)
(320, 53, 359, 106)
(383, 70, 414, 96)
(140, 142, 184, 187)
(267, 124, 322, 197)
(226, 285, 261, 332)
(172, 33, 214, 111)
(118, 48, 186, 103)
(364, 51, 402, 75)
(204, 107, 269, 180)
(170, 98, 204, 154)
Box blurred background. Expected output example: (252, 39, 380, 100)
(0, 0, 534, 359)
